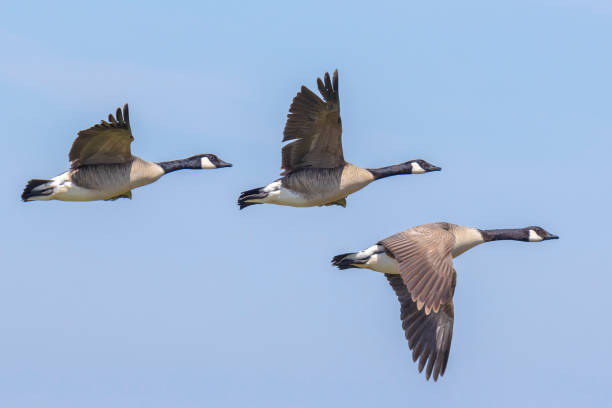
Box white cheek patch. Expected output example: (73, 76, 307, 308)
(528, 229, 543, 242)
(411, 162, 426, 174)
(200, 157, 216, 169)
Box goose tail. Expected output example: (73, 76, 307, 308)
(238, 186, 268, 210)
(21, 179, 54, 201)
(331, 252, 366, 270)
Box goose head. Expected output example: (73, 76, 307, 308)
(408, 159, 441, 174)
(525, 226, 559, 242)
(196, 154, 233, 169)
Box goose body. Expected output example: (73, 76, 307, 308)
(332, 222, 559, 381)
(22, 104, 231, 202)
(30, 157, 167, 201)
(245, 163, 375, 207)
(238, 70, 440, 209)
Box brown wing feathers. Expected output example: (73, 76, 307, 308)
(380, 227, 456, 315)
(107, 104, 127, 126)
(281, 70, 344, 173)
(69, 104, 134, 168)
(316, 70, 339, 105)
(386, 273, 455, 381)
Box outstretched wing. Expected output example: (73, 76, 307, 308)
(281, 70, 343, 174)
(69, 104, 134, 168)
(380, 223, 456, 315)
(386, 273, 455, 381)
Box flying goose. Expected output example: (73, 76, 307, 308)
(21, 104, 232, 202)
(238, 70, 440, 209)
(332, 222, 559, 381)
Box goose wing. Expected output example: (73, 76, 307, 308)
(386, 273, 455, 381)
(380, 223, 456, 315)
(69, 104, 134, 168)
(281, 70, 344, 174)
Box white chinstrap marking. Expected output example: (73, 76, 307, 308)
(528, 229, 543, 242)
(200, 157, 216, 169)
(410, 162, 426, 174)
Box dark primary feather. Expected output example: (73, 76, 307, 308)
(386, 273, 455, 381)
(69, 104, 134, 169)
(281, 70, 344, 174)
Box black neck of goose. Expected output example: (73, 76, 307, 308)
(367, 162, 413, 180)
(480, 229, 529, 242)
(157, 157, 201, 174)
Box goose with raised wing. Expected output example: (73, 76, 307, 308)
(332, 222, 559, 381)
(21, 104, 232, 202)
(238, 70, 440, 209)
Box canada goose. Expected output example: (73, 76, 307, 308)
(238, 70, 440, 209)
(21, 104, 232, 202)
(332, 222, 559, 381)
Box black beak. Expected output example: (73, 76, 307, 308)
(428, 165, 442, 172)
(216, 160, 233, 168)
(546, 234, 559, 240)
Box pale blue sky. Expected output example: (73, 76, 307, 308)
(1, 1, 611, 407)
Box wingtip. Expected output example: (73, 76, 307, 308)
(333, 69, 338, 90)
(123, 103, 130, 127)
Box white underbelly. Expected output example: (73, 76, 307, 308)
(46, 172, 127, 201)
(251, 178, 370, 207)
(275, 186, 315, 206)
(249, 181, 320, 207)
(273, 186, 350, 207)
(53, 182, 120, 201)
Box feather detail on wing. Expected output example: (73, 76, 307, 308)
(386, 273, 455, 381)
(281, 70, 343, 174)
(69, 104, 134, 168)
(380, 223, 456, 314)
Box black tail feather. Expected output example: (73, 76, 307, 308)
(238, 186, 268, 210)
(21, 179, 52, 201)
(239, 201, 262, 210)
(331, 253, 363, 270)
(239, 187, 264, 198)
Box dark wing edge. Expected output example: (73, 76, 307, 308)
(69, 104, 133, 168)
(281, 70, 343, 173)
(386, 273, 455, 381)
(282, 70, 339, 143)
